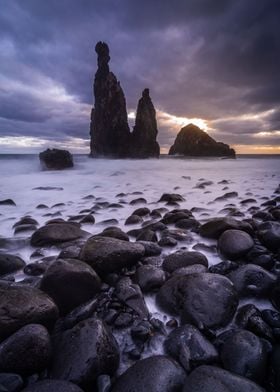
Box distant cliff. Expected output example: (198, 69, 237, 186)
(90, 42, 159, 158)
(169, 123, 236, 158)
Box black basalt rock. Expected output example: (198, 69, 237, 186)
(130, 88, 160, 158)
(39, 148, 73, 170)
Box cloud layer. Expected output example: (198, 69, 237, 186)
(0, 0, 279, 153)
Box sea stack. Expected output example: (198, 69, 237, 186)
(90, 42, 131, 158)
(131, 88, 160, 158)
(169, 123, 236, 158)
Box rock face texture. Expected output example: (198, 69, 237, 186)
(169, 123, 236, 157)
(90, 42, 160, 158)
(90, 42, 131, 158)
(39, 149, 74, 170)
(131, 89, 160, 158)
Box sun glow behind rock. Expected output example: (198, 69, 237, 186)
(157, 110, 208, 132)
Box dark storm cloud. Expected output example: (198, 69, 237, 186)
(0, 0, 279, 151)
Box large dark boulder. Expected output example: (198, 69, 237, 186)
(157, 273, 238, 329)
(0, 283, 58, 341)
(183, 365, 265, 392)
(39, 148, 73, 170)
(218, 229, 254, 260)
(258, 221, 280, 252)
(0, 324, 51, 375)
(22, 380, 84, 392)
(169, 124, 235, 157)
(220, 330, 268, 383)
(130, 88, 160, 158)
(90, 42, 131, 158)
(111, 355, 186, 392)
(31, 223, 88, 247)
(0, 253, 25, 276)
(50, 318, 119, 388)
(40, 259, 101, 315)
(79, 236, 145, 276)
(200, 217, 253, 239)
(162, 250, 208, 273)
(164, 325, 218, 371)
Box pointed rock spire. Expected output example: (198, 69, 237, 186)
(131, 89, 160, 158)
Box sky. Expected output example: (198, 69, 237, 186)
(0, 0, 279, 154)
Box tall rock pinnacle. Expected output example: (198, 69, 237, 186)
(131, 89, 160, 158)
(90, 42, 131, 157)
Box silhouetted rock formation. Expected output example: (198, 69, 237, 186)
(131, 89, 160, 158)
(169, 124, 236, 158)
(90, 42, 131, 158)
(39, 149, 74, 170)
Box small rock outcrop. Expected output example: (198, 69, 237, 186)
(90, 42, 131, 158)
(39, 149, 73, 170)
(169, 123, 235, 157)
(131, 88, 160, 158)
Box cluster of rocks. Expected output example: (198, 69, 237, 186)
(0, 184, 279, 391)
(90, 42, 160, 158)
(169, 123, 236, 157)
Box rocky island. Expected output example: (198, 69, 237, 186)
(169, 123, 236, 157)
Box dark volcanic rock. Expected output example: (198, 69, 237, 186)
(0, 284, 58, 341)
(0, 373, 23, 392)
(183, 365, 265, 392)
(115, 277, 149, 318)
(162, 250, 208, 273)
(228, 264, 277, 297)
(22, 380, 84, 392)
(90, 41, 131, 158)
(40, 259, 101, 315)
(0, 253, 25, 276)
(164, 324, 218, 371)
(169, 124, 235, 157)
(0, 324, 51, 375)
(135, 265, 166, 292)
(39, 148, 73, 170)
(200, 217, 253, 239)
(258, 221, 280, 252)
(218, 229, 254, 260)
(0, 199, 16, 206)
(220, 330, 268, 383)
(79, 236, 145, 276)
(157, 273, 238, 329)
(31, 223, 88, 247)
(111, 355, 186, 392)
(130, 88, 160, 158)
(50, 318, 119, 388)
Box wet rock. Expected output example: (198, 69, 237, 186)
(115, 277, 149, 318)
(14, 224, 37, 235)
(158, 236, 177, 247)
(172, 264, 208, 276)
(258, 221, 280, 252)
(125, 215, 143, 225)
(79, 236, 145, 276)
(100, 226, 129, 241)
(183, 365, 265, 392)
(135, 265, 166, 292)
(162, 250, 208, 273)
(214, 191, 238, 202)
(209, 260, 238, 275)
(13, 217, 38, 228)
(90, 42, 131, 158)
(0, 283, 58, 340)
(218, 229, 254, 260)
(130, 197, 147, 205)
(0, 254, 25, 276)
(132, 207, 150, 216)
(0, 199, 16, 206)
(136, 229, 157, 243)
(262, 309, 280, 328)
(246, 245, 274, 269)
(162, 211, 192, 225)
(39, 148, 73, 170)
(24, 262, 48, 276)
(200, 217, 253, 239)
(114, 312, 133, 328)
(40, 259, 101, 315)
(138, 241, 162, 256)
(228, 264, 277, 297)
(50, 318, 119, 388)
(157, 273, 238, 329)
(0, 373, 23, 392)
(164, 324, 218, 371)
(270, 345, 280, 392)
(22, 380, 84, 392)
(0, 324, 51, 375)
(220, 330, 268, 382)
(158, 193, 185, 203)
(80, 214, 95, 224)
(270, 284, 280, 311)
(31, 223, 88, 247)
(130, 88, 160, 158)
(111, 355, 186, 392)
(175, 218, 200, 230)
